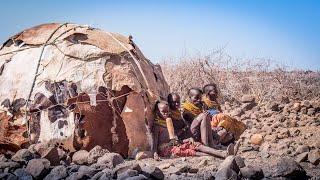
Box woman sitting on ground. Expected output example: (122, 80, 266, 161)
(181, 88, 216, 147)
(153, 100, 234, 158)
(202, 83, 246, 146)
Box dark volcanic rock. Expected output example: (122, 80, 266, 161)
(220, 156, 240, 173)
(240, 165, 264, 180)
(72, 150, 89, 165)
(307, 108, 316, 116)
(215, 168, 239, 180)
(11, 149, 34, 163)
(26, 158, 51, 179)
(99, 172, 113, 180)
(296, 152, 309, 163)
(308, 149, 320, 165)
(301, 100, 311, 108)
(33, 143, 50, 155)
(117, 169, 139, 180)
(77, 165, 99, 177)
(90, 163, 109, 171)
(87, 145, 109, 165)
(234, 156, 246, 168)
(241, 102, 256, 111)
(97, 153, 124, 168)
(268, 102, 280, 111)
(90, 171, 105, 180)
(65, 172, 89, 180)
(0, 172, 17, 180)
(126, 174, 148, 180)
(141, 165, 164, 180)
(44, 165, 68, 180)
(13, 168, 33, 180)
(114, 162, 142, 176)
(197, 171, 215, 180)
(0, 161, 21, 170)
(215, 156, 240, 180)
(295, 145, 310, 154)
(102, 167, 114, 176)
(273, 157, 307, 179)
(166, 164, 199, 175)
(67, 164, 80, 175)
(0, 154, 8, 162)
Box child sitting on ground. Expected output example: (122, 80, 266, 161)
(167, 93, 191, 140)
(202, 83, 246, 146)
(181, 88, 215, 147)
(153, 101, 235, 158)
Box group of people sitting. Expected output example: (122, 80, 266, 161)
(150, 83, 247, 159)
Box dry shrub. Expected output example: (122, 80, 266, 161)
(160, 49, 320, 103)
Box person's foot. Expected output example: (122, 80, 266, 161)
(226, 143, 235, 156)
(153, 152, 161, 161)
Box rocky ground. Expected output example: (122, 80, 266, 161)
(0, 96, 319, 179)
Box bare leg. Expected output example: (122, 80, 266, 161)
(196, 144, 227, 158)
(194, 151, 211, 156)
(205, 115, 215, 148)
(210, 143, 227, 150)
(202, 117, 216, 148)
(192, 113, 215, 147)
(200, 115, 209, 146)
(190, 115, 202, 142)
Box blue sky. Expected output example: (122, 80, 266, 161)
(1, 0, 319, 70)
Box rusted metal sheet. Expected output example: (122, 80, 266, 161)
(0, 112, 28, 152)
(68, 86, 131, 157)
(121, 93, 152, 157)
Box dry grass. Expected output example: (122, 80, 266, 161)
(160, 49, 320, 103)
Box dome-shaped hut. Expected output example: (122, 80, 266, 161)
(0, 23, 169, 157)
